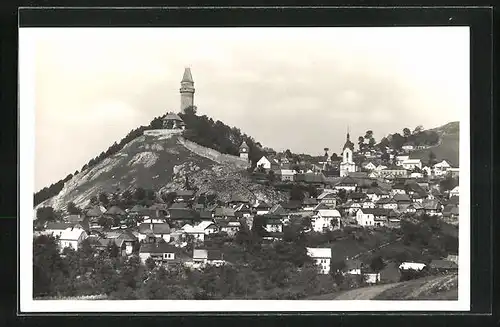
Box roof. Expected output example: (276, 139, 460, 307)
(175, 190, 196, 197)
(199, 211, 213, 219)
(170, 202, 189, 210)
(423, 199, 441, 210)
(348, 192, 366, 200)
(169, 208, 199, 220)
(105, 206, 126, 216)
(367, 187, 389, 195)
(59, 227, 86, 241)
(345, 259, 363, 270)
(45, 222, 74, 230)
(335, 176, 358, 186)
(129, 204, 146, 213)
(193, 249, 208, 259)
(313, 203, 330, 211)
(184, 221, 216, 233)
(342, 133, 355, 151)
(393, 193, 411, 202)
(357, 208, 395, 217)
(86, 207, 103, 217)
(152, 223, 171, 234)
(316, 209, 341, 217)
(429, 260, 458, 269)
(306, 247, 332, 258)
(447, 196, 460, 205)
(164, 112, 183, 121)
(140, 242, 178, 254)
(64, 215, 83, 223)
(207, 249, 224, 260)
(229, 193, 250, 203)
(302, 197, 319, 205)
(138, 223, 155, 235)
(214, 207, 235, 217)
(181, 67, 194, 83)
(269, 204, 287, 215)
(317, 191, 336, 200)
(255, 200, 271, 209)
(281, 200, 303, 210)
(239, 140, 250, 150)
(295, 172, 326, 184)
(116, 230, 138, 242)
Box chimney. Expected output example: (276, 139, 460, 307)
(150, 223, 153, 231)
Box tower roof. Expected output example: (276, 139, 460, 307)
(343, 133, 355, 151)
(239, 140, 250, 151)
(164, 112, 184, 121)
(181, 68, 194, 83)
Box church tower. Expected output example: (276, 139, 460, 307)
(340, 132, 357, 177)
(180, 67, 195, 113)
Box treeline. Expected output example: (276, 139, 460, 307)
(378, 126, 440, 151)
(179, 106, 264, 167)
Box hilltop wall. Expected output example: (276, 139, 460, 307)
(178, 137, 250, 169)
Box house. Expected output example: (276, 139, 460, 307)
(280, 169, 296, 182)
(141, 209, 167, 224)
(433, 160, 451, 176)
(183, 221, 218, 242)
(402, 143, 414, 152)
(104, 206, 127, 217)
(364, 272, 381, 284)
(174, 190, 196, 202)
(429, 259, 458, 273)
(302, 197, 319, 211)
(312, 209, 341, 232)
(399, 262, 426, 271)
(281, 200, 303, 212)
(294, 172, 326, 186)
(395, 155, 410, 166)
(446, 254, 459, 265)
(447, 167, 460, 178)
(447, 195, 459, 206)
(356, 208, 397, 227)
(442, 204, 459, 220)
(263, 216, 284, 233)
(449, 186, 459, 198)
(234, 203, 252, 218)
(342, 201, 362, 216)
(393, 193, 412, 211)
(348, 192, 367, 203)
(390, 184, 407, 196)
(268, 204, 287, 216)
(162, 112, 186, 130)
(366, 187, 390, 202)
(138, 223, 171, 243)
(306, 247, 332, 274)
(402, 159, 422, 170)
(59, 226, 88, 251)
(333, 176, 358, 192)
(214, 207, 236, 220)
(192, 249, 225, 267)
(44, 222, 76, 238)
(379, 166, 408, 179)
(345, 259, 363, 275)
(361, 199, 376, 209)
(316, 191, 337, 207)
(422, 199, 443, 216)
(376, 197, 398, 211)
(139, 242, 182, 266)
(256, 155, 279, 170)
(405, 202, 424, 215)
(421, 166, 433, 177)
(254, 200, 271, 215)
(216, 219, 241, 236)
(362, 162, 377, 171)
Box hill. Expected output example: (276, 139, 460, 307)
(409, 121, 459, 166)
(36, 131, 287, 211)
(306, 273, 457, 300)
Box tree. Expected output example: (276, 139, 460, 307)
(364, 130, 373, 140)
(89, 196, 99, 206)
(290, 185, 305, 202)
(413, 125, 424, 134)
(368, 137, 376, 149)
(330, 153, 340, 161)
(285, 149, 292, 158)
(267, 170, 276, 183)
(390, 133, 405, 150)
(36, 206, 57, 223)
(428, 151, 437, 166)
(184, 105, 198, 116)
(66, 202, 81, 215)
(145, 257, 156, 271)
(381, 151, 390, 164)
(99, 192, 110, 207)
(323, 147, 329, 157)
(134, 187, 146, 201)
(369, 255, 385, 273)
(357, 136, 364, 151)
(403, 128, 411, 138)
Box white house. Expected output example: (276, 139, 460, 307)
(306, 247, 332, 274)
(375, 164, 388, 171)
(395, 155, 410, 166)
(138, 223, 171, 243)
(254, 200, 271, 215)
(421, 166, 433, 177)
(312, 209, 341, 232)
(280, 169, 296, 182)
(410, 172, 423, 179)
(402, 144, 414, 152)
(192, 249, 225, 267)
(433, 160, 451, 176)
(256, 156, 279, 170)
(365, 272, 381, 284)
(449, 186, 459, 197)
(182, 221, 218, 242)
(316, 191, 337, 207)
(363, 162, 377, 171)
(399, 262, 426, 271)
(44, 222, 76, 238)
(402, 159, 422, 170)
(355, 208, 375, 227)
(139, 242, 180, 266)
(59, 227, 88, 251)
(264, 216, 284, 233)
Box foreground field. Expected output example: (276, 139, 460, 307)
(306, 273, 458, 300)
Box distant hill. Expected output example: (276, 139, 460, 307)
(409, 121, 459, 167)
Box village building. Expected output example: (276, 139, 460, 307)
(139, 242, 183, 267)
(239, 140, 250, 161)
(316, 191, 337, 207)
(395, 155, 410, 166)
(340, 133, 357, 177)
(334, 175, 358, 192)
(433, 160, 452, 176)
(162, 112, 186, 130)
(182, 221, 218, 242)
(262, 216, 284, 233)
(254, 200, 271, 215)
(344, 259, 363, 275)
(421, 165, 433, 177)
(180, 67, 195, 112)
(279, 169, 296, 182)
(302, 197, 319, 211)
(362, 161, 377, 171)
(58, 226, 88, 251)
(311, 209, 341, 232)
(401, 143, 414, 152)
(422, 199, 443, 216)
(379, 166, 408, 179)
(429, 259, 458, 273)
(399, 262, 427, 271)
(306, 247, 332, 274)
(402, 158, 422, 170)
(173, 190, 196, 203)
(215, 219, 241, 236)
(449, 185, 459, 198)
(192, 249, 225, 267)
(138, 222, 171, 243)
(256, 155, 280, 170)
(447, 167, 460, 178)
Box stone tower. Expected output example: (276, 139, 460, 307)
(239, 140, 250, 162)
(180, 67, 195, 113)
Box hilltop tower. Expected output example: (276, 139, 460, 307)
(340, 132, 357, 177)
(180, 67, 195, 113)
(239, 140, 250, 162)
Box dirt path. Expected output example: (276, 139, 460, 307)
(333, 282, 403, 300)
(350, 237, 402, 260)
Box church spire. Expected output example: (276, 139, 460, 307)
(182, 67, 194, 83)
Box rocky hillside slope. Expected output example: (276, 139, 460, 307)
(410, 121, 459, 167)
(37, 131, 287, 211)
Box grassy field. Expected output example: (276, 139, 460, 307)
(410, 133, 459, 167)
(306, 273, 458, 300)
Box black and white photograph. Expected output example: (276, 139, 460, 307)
(20, 26, 470, 312)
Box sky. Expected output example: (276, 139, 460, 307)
(25, 27, 469, 191)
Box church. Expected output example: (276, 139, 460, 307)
(339, 132, 357, 177)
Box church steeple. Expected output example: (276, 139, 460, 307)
(180, 67, 195, 113)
